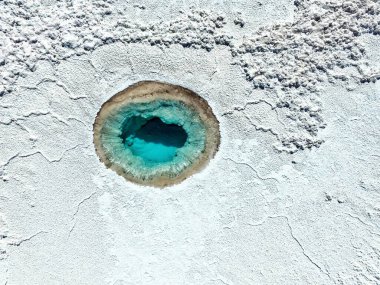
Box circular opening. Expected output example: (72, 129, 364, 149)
(121, 116, 188, 163)
(93, 81, 220, 187)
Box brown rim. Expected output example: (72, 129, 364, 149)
(93, 81, 220, 188)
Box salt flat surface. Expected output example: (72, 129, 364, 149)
(0, 0, 379, 284)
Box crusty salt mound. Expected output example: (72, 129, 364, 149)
(228, 0, 380, 153)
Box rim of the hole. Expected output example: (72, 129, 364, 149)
(93, 80, 221, 188)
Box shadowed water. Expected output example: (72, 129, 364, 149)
(123, 117, 188, 163)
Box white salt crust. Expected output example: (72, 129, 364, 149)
(0, 1, 380, 284)
(0, 0, 379, 152)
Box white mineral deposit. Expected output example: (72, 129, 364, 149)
(0, 0, 379, 284)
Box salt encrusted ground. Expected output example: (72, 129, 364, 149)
(0, 0, 380, 284)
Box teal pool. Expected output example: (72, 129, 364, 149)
(123, 117, 188, 164)
(94, 81, 220, 187)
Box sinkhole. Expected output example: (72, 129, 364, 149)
(93, 81, 220, 187)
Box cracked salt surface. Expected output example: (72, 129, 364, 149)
(0, 0, 380, 284)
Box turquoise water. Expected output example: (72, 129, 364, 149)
(123, 117, 188, 163)
(99, 99, 207, 180)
